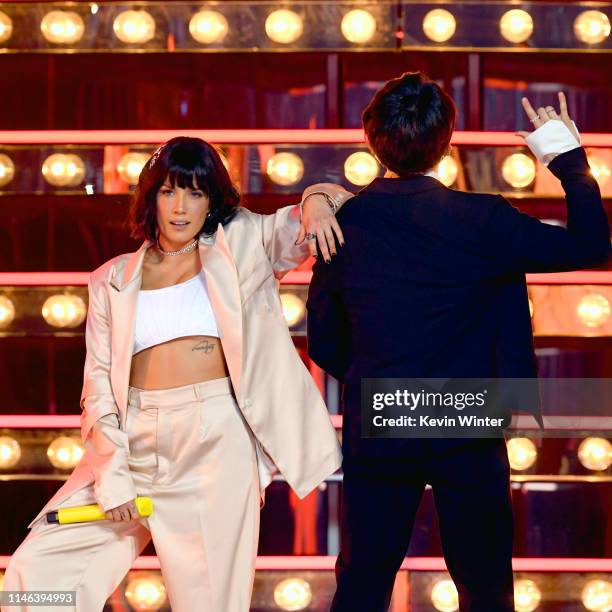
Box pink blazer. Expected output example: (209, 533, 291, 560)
(28, 189, 352, 528)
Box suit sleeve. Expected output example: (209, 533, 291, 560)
(80, 276, 137, 512)
(489, 146, 611, 274)
(306, 254, 351, 383)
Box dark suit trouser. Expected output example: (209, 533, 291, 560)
(330, 438, 515, 612)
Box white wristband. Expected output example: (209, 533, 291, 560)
(524, 119, 581, 166)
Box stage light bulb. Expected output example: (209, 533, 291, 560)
(344, 152, 379, 186)
(423, 9, 456, 43)
(42, 294, 87, 328)
(0, 436, 21, 469)
(273, 578, 313, 611)
(574, 10, 611, 44)
(437, 155, 458, 186)
(266, 153, 304, 186)
(500, 10, 534, 43)
(582, 579, 612, 611)
(507, 437, 537, 471)
(47, 436, 84, 469)
(578, 437, 612, 471)
(113, 10, 155, 44)
(0, 295, 15, 327)
(514, 579, 542, 612)
(587, 154, 612, 187)
(0, 153, 15, 187)
(431, 578, 459, 611)
(341, 10, 377, 43)
(0, 11, 14, 44)
(117, 152, 150, 185)
(280, 293, 306, 327)
(189, 10, 228, 44)
(577, 293, 611, 328)
(41, 11, 85, 44)
(266, 10, 303, 44)
(125, 575, 167, 610)
(42, 154, 86, 187)
(501, 153, 536, 188)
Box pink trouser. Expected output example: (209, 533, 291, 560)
(3, 377, 261, 612)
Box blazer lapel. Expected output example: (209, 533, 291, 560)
(198, 224, 244, 404)
(108, 240, 150, 429)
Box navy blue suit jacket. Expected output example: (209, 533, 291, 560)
(307, 147, 610, 452)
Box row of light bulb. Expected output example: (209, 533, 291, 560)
(1, 149, 609, 191)
(0, 568, 608, 612)
(0, 7, 610, 46)
(431, 576, 612, 612)
(1, 288, 611, 332)
(0, 435, 83, 470)
(1, 432, 609, 472)
(507, 436, 612, 471)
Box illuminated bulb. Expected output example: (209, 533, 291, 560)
(266, 10, 303, 44)
(574, 10, 611, 44)
(189, 10, 228, 44)
(41, 11, 85, 44)
(90, 4, 99, 16)
(42, 154, 85, 187)
(113, 10, 155, 44)
(587, 154, 612, 187)
(436, 155, 458, 186)
(0, 436, 21, 469)
(582, 579, 612, 611)
(117, 152, 150, 185)
(0, 295, 15, 327)
(431, 578, 459, 612)
(0, 11, 14, 44)
(42, 294, 87, 328)
(266, 152, 304, 186)
(341, 9, 377, 43)
(500, 10, 534, 43)
(47, 436, 85, 469)
(423, 9, 457, 43)
(578, 437, 612, 471)
(125, 575, 167, 610)
(577, 293, 611, 328)
(344, 151, 379, 186)
(280, 293, 306, 327)
(506, 438, 537, 471)
(0, 153, 15, 187)
(501, 153, 536, 188)
(273, 578, 313, 611)
(514, 579, 542, 612)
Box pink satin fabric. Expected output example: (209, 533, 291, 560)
(3, 377, 260, 612)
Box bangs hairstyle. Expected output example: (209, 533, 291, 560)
(362, 71, 457, 177)
(128, 136, 240, 242)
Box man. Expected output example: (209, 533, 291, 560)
(306, 72, 610, 611)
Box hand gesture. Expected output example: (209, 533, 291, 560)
(515, 91, 580, 143)
(296, 195, 345, 263)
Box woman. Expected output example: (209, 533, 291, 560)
(3, 137, 353, 612)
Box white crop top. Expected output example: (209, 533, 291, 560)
(133, 270, 220, 355)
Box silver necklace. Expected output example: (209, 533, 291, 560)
(157, 238, 198, 256)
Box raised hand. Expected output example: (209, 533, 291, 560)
(515, 91, 580, 143)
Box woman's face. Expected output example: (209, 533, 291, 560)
(156, 175, 210, 245)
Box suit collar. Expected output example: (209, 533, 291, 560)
(110, 231, 216, 291)
(359, 173, 444, 196)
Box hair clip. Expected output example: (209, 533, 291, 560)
(148, 144, 165, 167)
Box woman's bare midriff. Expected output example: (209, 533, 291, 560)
(129, 334, 230, 390)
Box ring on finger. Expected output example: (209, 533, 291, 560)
(305, 232, 316, 241)
(529, 117, 540, 123)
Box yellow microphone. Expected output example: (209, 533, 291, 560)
(46, 496, 153, 524)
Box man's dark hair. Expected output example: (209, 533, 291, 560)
(362, 71, 457, 177)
